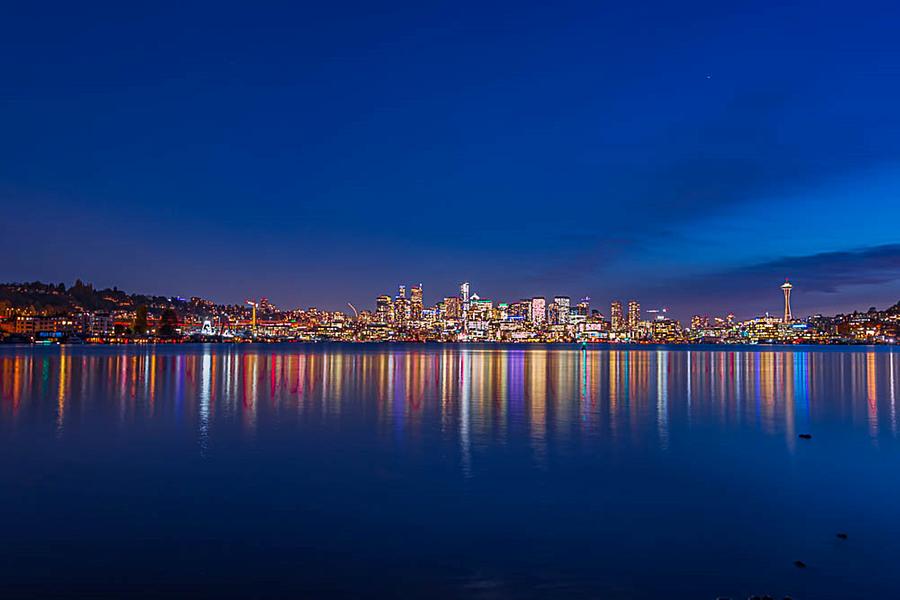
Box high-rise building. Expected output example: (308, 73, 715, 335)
(444, 296, 461, 320)
(460, 282, 470, 320)
(576, 297, 590, 317)
(547, 302, 559, 325)
(497, 303, 509, 321)
(376, 295, 393, 324)
(554, 296, 570, 324)
(411, 284, 423, 321)
(781, 279, 793, 322)
(627, 300, 640, 331)
(395, 285, 410, 326)
(610, 301, 624, 332)
(509, 300, 530, 320)
(531, 297, 546, 324)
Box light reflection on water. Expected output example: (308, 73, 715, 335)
(1, 343, 899, 599)
(4, 345, 897, 454)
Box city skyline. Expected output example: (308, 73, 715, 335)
(3, 276, 897, 345)
(3, 273, 898, 323)
(3, 2, 900, 318)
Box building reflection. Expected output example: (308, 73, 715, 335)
(0, 346, 898, 469)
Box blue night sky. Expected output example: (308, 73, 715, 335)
(2, 1, 900, 319)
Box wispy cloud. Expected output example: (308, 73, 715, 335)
(641, 244, 900, 318)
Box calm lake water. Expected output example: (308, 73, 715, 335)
(1, 344, 898, 598)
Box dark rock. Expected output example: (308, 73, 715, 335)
(798, 433, 812, 439)
(793, 560, 807, 568)
(836, 532, 848, 540)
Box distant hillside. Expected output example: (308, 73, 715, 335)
(0, 280, 183, 315)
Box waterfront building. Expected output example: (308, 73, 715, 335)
(610, 301, 624, 332)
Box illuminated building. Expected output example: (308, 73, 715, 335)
(375, 295, 393, 324)
(460, 282, 470, 320)
(650, 317, 685, 343)
(509, 300, 529, 320)
(627, 300, 640, 332)
(2, 277, 896, 346)
(576, 297, 590, 317)
(547, 302, 559, 325)
(497, 302, 509, 320)
(610, 301, 624, 332)
(468, 295, 493, 321)
(411, 284, 423, 321)
(444, 296, 461, 319)
(782, 279, 793, 322)
(554, 296, 570, 325)
(531, 297, 546, 324)
(394, 284, 410, 326)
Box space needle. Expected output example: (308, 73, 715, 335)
(781, 279, 793, 323)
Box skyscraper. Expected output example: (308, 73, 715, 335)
(460, 282, 470, 320)
(411, 284, 423, 321)
(547, 302, 559, 325)
(627, 300, 640, 332)
(395, 285, 410, 326)
(376, 295, 393, 324)
(554, 296, 570, 325)
(576, 297, 590, 317)
(610, 301, 623, 332)
(781, 279, 793, 322)
(531, 297, 546, 324)
(444, 296, 461, 320)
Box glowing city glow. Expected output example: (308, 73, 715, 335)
(1, 279, 897, 345)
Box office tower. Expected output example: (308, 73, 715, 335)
(781, 280, 793, 322)
(498, 303, 509, 321)
(531, 297, 546, 324)
(411, 284, 423, 321)
(509, 300, 529, 320)
(577, 297, 590, 317)
(460, 282, 470, 320)
(554, 296, 570, 324)
(610, 301, 623, 332)
(627, 300, 640, 331)
(444, 297, 461, 320)
(394, 285, 410, 326)
(547, 302, 559, 325)
(376, 295, 393, 324)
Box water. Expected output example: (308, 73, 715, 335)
(1, 344, 898, 598)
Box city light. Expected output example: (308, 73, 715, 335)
(1, 279, 897, 345)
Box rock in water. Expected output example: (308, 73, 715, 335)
(793, 560, 807, 568)
(836, 532, 848, 540)
(798, 433, 812, 439)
